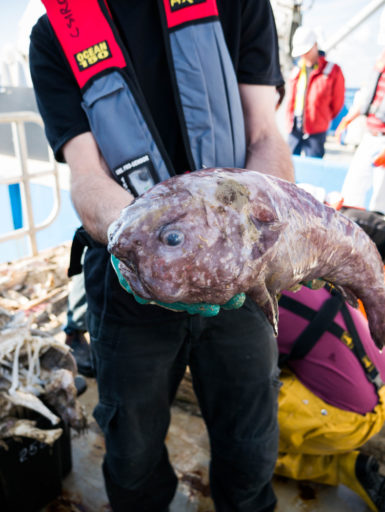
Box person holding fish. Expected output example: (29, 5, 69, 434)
(30, 1, 294, 511)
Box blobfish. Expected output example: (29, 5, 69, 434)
(108, 168, 385, 349)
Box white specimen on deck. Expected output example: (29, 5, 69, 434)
(0, 308, 87, 436)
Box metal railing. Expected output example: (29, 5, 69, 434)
(0, 111, 61, 256)
(323, 0, 385, 53)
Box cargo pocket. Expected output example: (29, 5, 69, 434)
(93, 401, 117, 437)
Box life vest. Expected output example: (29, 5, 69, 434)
(41, 0, 246, 196)
(286, 56, 344, 134)
(278, 285, 384, 392)
(290, 59, 335, 82)
(292, 61, 335, 118)
(359, 64, 385, 123)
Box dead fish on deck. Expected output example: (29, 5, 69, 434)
(42, 368, 87, 431)
(0, 312, 87, 433)
(2, 389, 61, 424)
(108, 168, 385, 349)
(0, 417, 62, 446)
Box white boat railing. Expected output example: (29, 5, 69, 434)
(0, 111, 61, 256)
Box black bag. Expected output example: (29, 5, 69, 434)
(340, 207, 385, 261)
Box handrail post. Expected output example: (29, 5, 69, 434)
(0, 111, 62, 259)
(11, 119, 38, 255)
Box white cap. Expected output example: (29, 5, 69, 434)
(291, 27, 317, 58)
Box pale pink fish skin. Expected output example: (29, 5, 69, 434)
(108, 168, 385, 349)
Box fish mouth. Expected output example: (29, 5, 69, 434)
(119, 259, 185, 304)
(119, 257, 153, 300)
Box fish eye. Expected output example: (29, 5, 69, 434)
(161, 229, 185, 247)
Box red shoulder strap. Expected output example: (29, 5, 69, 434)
(42, 0, 126, 88)
(162, 0, 218, 29)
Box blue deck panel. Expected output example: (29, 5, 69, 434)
(0, 183, 80, 264)
(293, 155, 371, 208)
(0, 154, 369, 264)
(294, 155, 348, 193)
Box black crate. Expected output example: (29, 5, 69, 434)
(0, 410, 72, 512)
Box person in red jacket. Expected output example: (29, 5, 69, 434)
(286, 26, 345, 158)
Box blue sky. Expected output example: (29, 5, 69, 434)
(2, 2, 31, 48)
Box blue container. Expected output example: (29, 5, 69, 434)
(293, 154, 371, 209)
(293, 154, 348, 194)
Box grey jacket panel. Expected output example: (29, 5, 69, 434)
(170, 21, 246, 169)
(82, 71, 171, 193)
(80, 19, 246, 196)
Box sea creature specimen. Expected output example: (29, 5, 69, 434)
(0, 311, 87, 436)
(108, 168, 385, 349)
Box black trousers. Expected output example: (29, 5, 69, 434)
(89, 298, 279, 512)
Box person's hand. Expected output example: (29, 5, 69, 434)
(334, 116, 351, 143)
(373, 148, 385, 167)
(111, 255, 246, 317)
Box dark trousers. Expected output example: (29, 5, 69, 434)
(288, 119, 327, 158)
(89, 298, 280, 512)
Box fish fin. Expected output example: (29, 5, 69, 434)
(203, 201, 221, 229)
(262, 294, 279, 336)
(250, 221, 286, 259)
(329, 283, 359, 308)
(249, 204, 286, 259)
(248, 287, 279, 336)
(249, 203, 278, 223)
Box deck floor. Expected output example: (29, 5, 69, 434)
(3, 141, 371, 511)
(41, 376, 371, 512)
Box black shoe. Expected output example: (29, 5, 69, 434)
(356, 454, 385, 512)
(65, 331, 95, 378)
(74, 375, 88, 397)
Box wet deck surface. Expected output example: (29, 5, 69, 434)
(41, 376, 371, 512)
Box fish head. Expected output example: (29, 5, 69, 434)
(108, 170, 285, 304)
(43, 369, 88, 432)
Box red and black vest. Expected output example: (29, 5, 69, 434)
(41, 0, 246, 195)
(360, 54, 385, 123)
